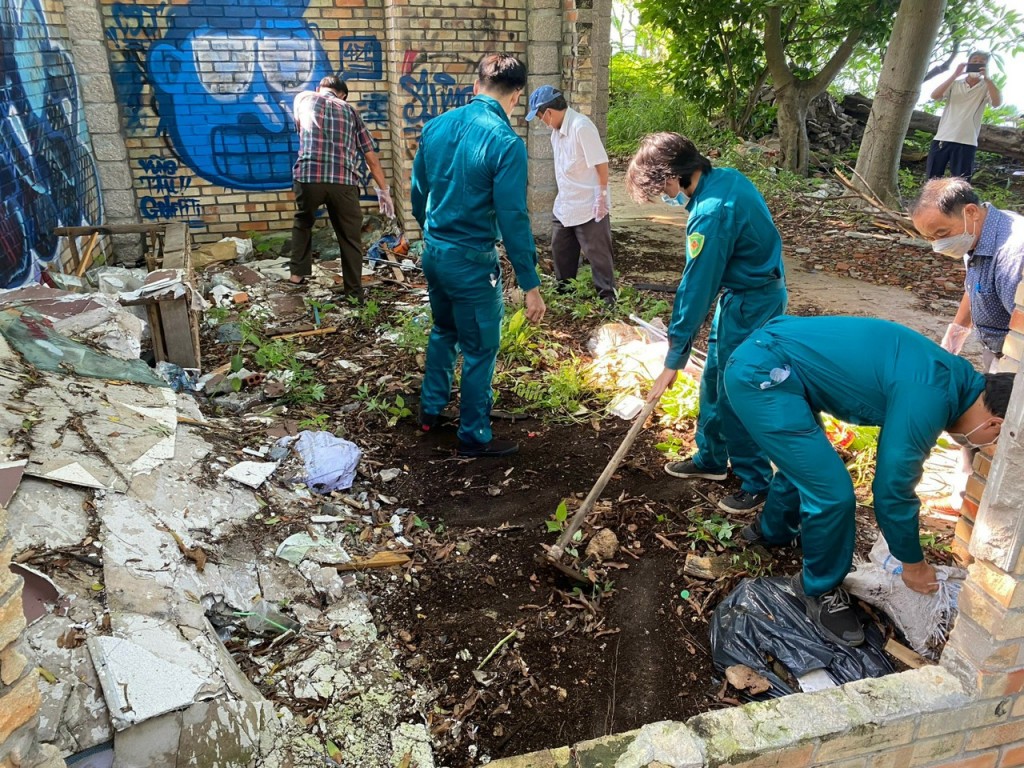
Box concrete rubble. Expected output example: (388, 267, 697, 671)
(1, 254, 434, 767)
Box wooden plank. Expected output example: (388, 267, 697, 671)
(65, 236, 81, 275)
(75, 233, 100, 277)
(53, 224, 166, 236)
(160, 300, 200, 368)
(146, 303, 167, 364)
(884, 638, 932, 669)
(333, 551, 411, 571)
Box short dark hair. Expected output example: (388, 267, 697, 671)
(538, 95, 568, 115)
(477, 53, 527, 96)
(910, 177, 980, 217)
(319, 75, 348, 97)
(968, 51, 991, 61)
(626, 132, 712, 203)
(983, 372, 1015, 418)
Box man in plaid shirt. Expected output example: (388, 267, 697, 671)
(289, 75, 393, 300)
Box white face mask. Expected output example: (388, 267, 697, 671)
(660, 191, 689, 207)
(931, 209, 977, 259)
(948, 420, 998, 449)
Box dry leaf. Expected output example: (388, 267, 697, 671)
(725, 664, 771, 695)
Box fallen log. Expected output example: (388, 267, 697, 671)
(841, 92, 1024, 162)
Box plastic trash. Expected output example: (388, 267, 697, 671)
(709, 576, 893, 699)
(294, 430, 362, 493)
(843, 536, 966, 659)
(275, 532, 351, 565)
(241, 598, 300, 636)
(366, 234, 408, 264)
(155, 361, 199, 392)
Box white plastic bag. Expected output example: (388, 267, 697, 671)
(843, 536, 966, 659)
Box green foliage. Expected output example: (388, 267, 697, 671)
(356, 299, 381, 327)
(657, 372, 700, 426)
(511, 356, 606, 420)
(206, 306, 231, 325)
(607, 53, 721, 155)
(546, 500, 569, 533)
(389, 310, 432, 354)
(499, 309, 542, 365)
(354, 385, 412, 427)
(232, 310, 327, 406)
(686, 511, 738, 550)
(298, 413, 331, 430)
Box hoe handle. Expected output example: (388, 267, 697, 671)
(554, 398, 659, 553)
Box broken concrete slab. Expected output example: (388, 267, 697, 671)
(7, 477, 91, 550)
(17, 375, 176, 491)
(27, 613, 113, 755)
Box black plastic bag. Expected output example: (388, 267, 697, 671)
(709, 576, 893, 698)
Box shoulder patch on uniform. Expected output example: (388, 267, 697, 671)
(687, 233, 705, 259)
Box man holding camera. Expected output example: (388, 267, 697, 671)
(926, 51, 1002, 181)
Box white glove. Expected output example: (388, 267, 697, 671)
(593, 185, 610, 223)
(375, 186, 395, 218)
(940, 323, 971, 355)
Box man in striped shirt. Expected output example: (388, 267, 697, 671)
(289, 75, 393, 300)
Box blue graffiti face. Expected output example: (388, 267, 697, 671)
(147, 18, 330, 190)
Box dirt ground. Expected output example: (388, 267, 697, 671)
(345, 168, 968, 766)
(191, 165, 969, 766)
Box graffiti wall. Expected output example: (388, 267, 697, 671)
(0, 0, 103, 289)
(100, 0, 392, 238)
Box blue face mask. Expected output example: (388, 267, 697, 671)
(660, 192, 689, 207)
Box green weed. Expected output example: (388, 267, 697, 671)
(499, 308, 542, 365)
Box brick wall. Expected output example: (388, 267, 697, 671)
(0, 505, 64, 768)
(0, 0, 104, 290)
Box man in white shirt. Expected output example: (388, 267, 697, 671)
(926, 51, 1003, 181)
(526, 85, 616, 306)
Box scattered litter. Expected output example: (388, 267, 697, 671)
(335, 551, 411, 571)
(241, 598, 300, 636)
(609, 393, 645, 420)
(724, 664, 772, 695)
(223, 461, 278, 489)
(710, 577, 893, 698)
(155, 361, 199, 392)
(379, 468, 402, 483)
(294, 430, 362, 493)
(275, 532, 351, 566)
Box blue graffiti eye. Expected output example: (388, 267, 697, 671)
(192, 34, 257, 97)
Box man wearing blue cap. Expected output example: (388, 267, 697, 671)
(526, 85, 616, 306)
(627, 132, 787, 515)
(724, 315, 1013, 646)
(411, 53, 546, 458)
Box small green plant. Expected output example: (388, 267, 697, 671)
(658, 372, 700, 425)
(499, 308, 542, 364)
(731, 549, 772, 577)
(390, 310, 432, 354)
(686, 512, 738, 550)
(355, 386, 412, 426)
(206, 306, 231, 325)
(920, 532, 952, 555)
(356, 299, 381, 326)
(546, 500, 570, 533)
(298, 413, 331, 430)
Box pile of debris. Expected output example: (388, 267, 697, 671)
(2, 221, 436, 767)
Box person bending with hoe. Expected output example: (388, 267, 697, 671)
(724, 315, 1013, 647)
(626, 132, 787, 514)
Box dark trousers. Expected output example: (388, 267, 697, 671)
(290, 181, 363, 296)
(551, 216, 616, 302)
(926, 140, 977, 181)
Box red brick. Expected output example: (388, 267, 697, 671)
(1001, 742, 1024, 767)
(957, 515, 977, 541)
(1008, 309, 1024, 336)
(966, 475, 989, 505)
(968, 721, 1024, 751)
(929, 753, 998, 768)
(974, 452, 993, 479)
(727, 743, 815, 768)
(976, 669, 1024, 698)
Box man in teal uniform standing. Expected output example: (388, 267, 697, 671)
(724, 315, 1013, 646)
(626, 132, 787, 513)
(411, 53, 546, 458)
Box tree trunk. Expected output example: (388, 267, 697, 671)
(842, 93, 1024, 162)
(853, 0, 947, 205)
(776, 90, 811, 175)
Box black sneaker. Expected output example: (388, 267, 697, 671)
(664, 459, 727, 481)
(792, 576, 865, 647)
(739, 516, 799, 548)
(718, 490, 768, 513)
(457, 438, 518, 458)
(418, 408, 455, 432)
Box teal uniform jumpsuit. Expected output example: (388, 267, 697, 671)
(669, 167, 787, 495)
(723, 316, 985, 596)
(411, 95, 540, 447)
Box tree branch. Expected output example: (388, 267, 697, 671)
(923, 44, 960, 82)
(808, 21, 866, 95)
(763, 6, 793, 92)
